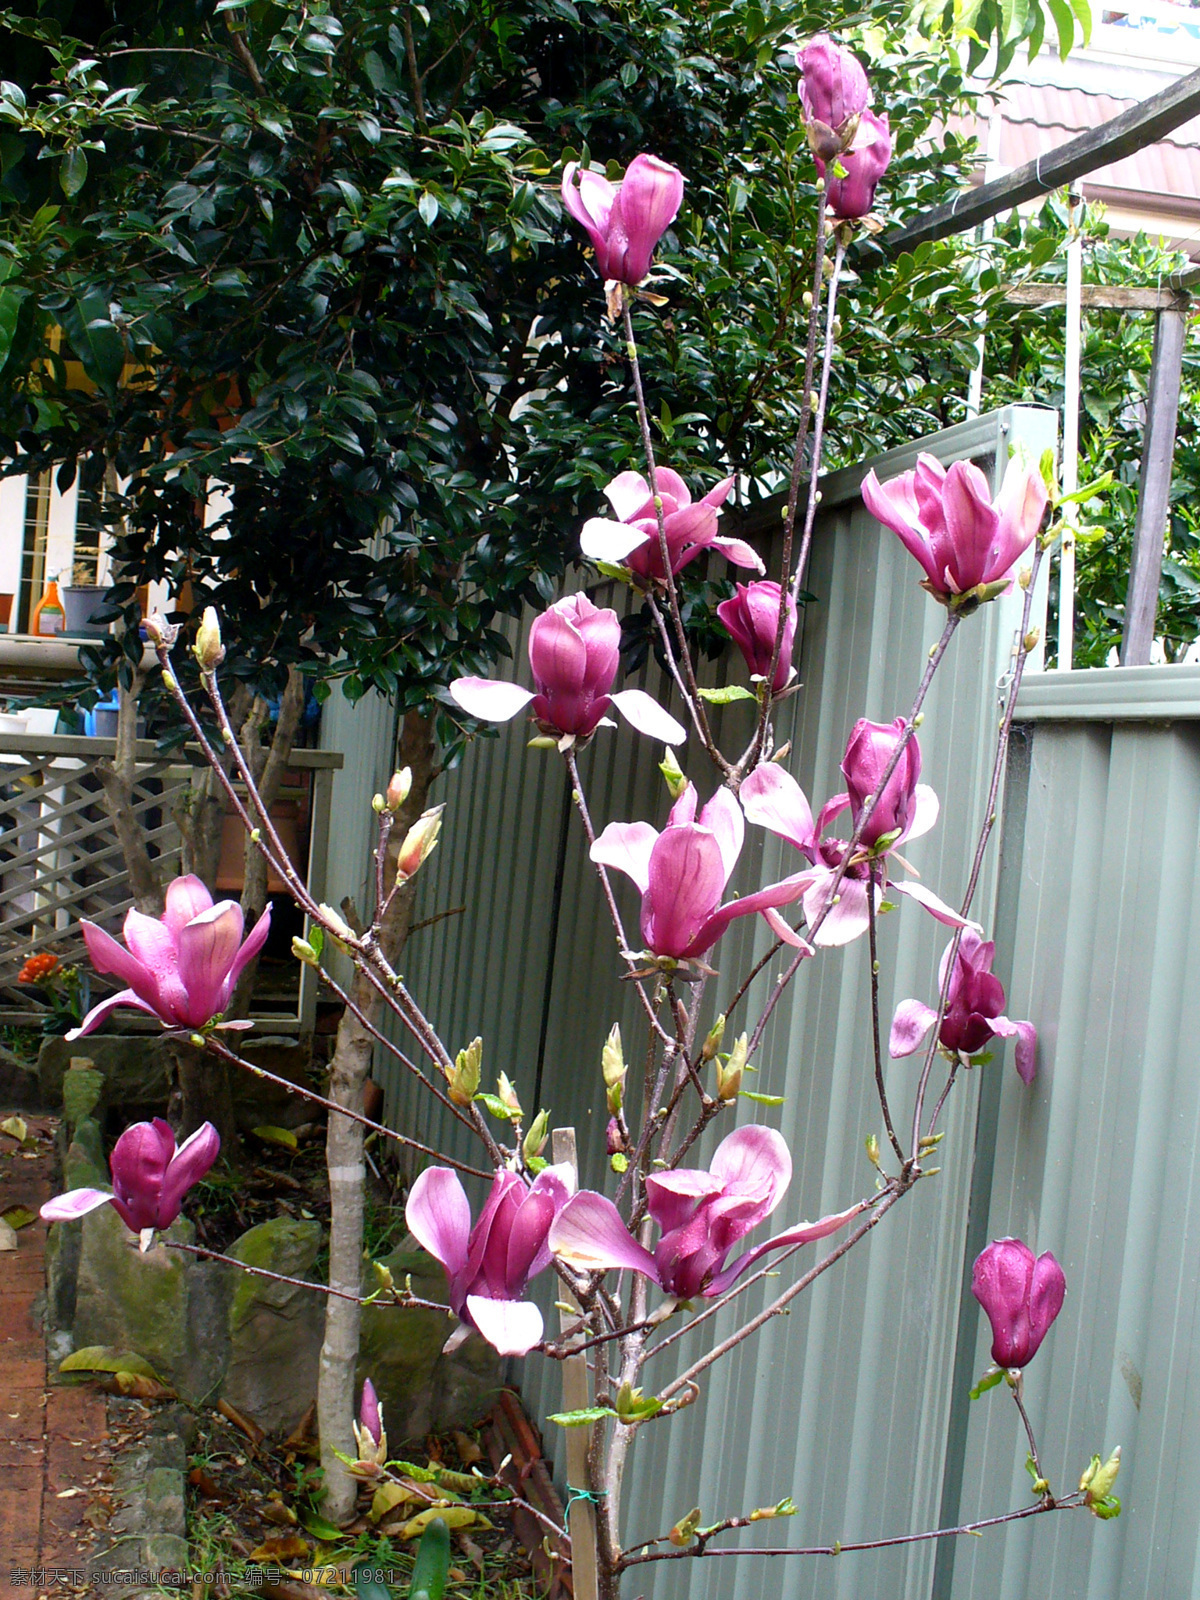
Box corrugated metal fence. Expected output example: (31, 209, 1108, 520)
(324, 404, 1200, 1599)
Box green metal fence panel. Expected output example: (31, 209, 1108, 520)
(388, 406, 1058, 1598)
(941, 679, 1200, 1600)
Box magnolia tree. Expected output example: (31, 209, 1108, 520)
(41, 35, 1122, 1595)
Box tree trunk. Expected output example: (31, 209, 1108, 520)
(318, 709, 436, 1523)
(175, 683, 252, 894)
(96, 674, 165, 916)
(228, 667, 306, 1019)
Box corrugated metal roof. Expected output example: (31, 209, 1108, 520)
(950, 78, 1200, 214)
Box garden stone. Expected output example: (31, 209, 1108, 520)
(233, 1035, 318, 1131)
(66, 1114, 107, 1185)
(62, 1061, 105, 1129)
(357, 1243, 502, 1442)
(221, 1215, 323, 1434)
(0, 1041, 45, 1111)
(39, 1034, 172, 1114)
(72, 1206, 218, 1398)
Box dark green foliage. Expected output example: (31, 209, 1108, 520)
(0, 0, 1074, 741)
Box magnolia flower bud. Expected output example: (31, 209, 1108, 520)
(291, 936, 320, 967)
(659, 747, 687, 800)
(701, 1014, 726, 1062)
(523, 1108, 549, 1163)
(606, 1116, 625, 1156)
(1081, 1446, 1121, 1503)
(669, 1507, 703, 1547)
(386, 768, 413, 812)
(193, 607, 225, 672)
(351, 1378, 388, 1474)
(602, 1023, 627, 1114)
(396, 805, 444, 883)
(717, 1033, 748, 1101)
(143, 612, 179, 649)
(448, 1037, 482, 1107)
(317, 903, 355, 944)
(497, 1072, 523, 1118)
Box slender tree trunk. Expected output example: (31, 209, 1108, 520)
(318, 709, 436, 1523)
(96, 673, 165, 916)
(175, 682, 252, 893)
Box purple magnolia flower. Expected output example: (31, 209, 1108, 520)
(862, 453, 1049, 607)
(796, 35, 871, 157)
(740, 724, 979, 946)
(818, 110, 892, 219)
(971, 1238, 1066, 1369)
(450, 593, 685, 745)
(550, 1125, 864, 1298)
(560, 153, 684, 286)
(890, 929, 1037, 1083)
(69, 874, 272, 1037)
(842, 716, 921, 849)
(716, 581, 797, 693)
(590, 784, 815, 961)
(405, 1163, 576, 1356)
(40, 1117, 220, 1243)
(580, 467, 763, 584)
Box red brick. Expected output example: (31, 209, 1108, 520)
(1, 1390, 47, 1437)
(45, 1389, 104, 1435)
(5, 1359, 48, 1391)
(0, 1435, 42, 1468)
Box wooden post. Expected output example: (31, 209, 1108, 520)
(1120, 305, 1189, 666)
(551, 1126, 599, 1600)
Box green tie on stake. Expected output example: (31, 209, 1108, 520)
(353, 1517, 450, 1600)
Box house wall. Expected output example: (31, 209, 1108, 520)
(382, 405, 1070, 1599)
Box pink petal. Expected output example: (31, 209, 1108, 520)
(761, 906, 812, 948)
(898, 784, 939, 845)
(225, 903, 273, 992)
(450, 677, 535, 723)
(806, 874, 872, 947)
(710, 1125, 792, 1206)
(697, 788, 745, 888)
(465, 1295, 545, 1356)
(645, 1169, 724, 1235)
(889, 998, 939, 1057)
(79, 921, 160, 1002)
(162, 874, 215, 936)
(66, 988, 160, 1039)
(815, 792, 852, 836)
(176, 901, 245, 1025)
(608, 689, 687, 745)
(707, 1200, 867, 1295)
(40, 1188, 114, 1222)
(603, 470, 654, 521)
(860, 469, 936, 578)
(579, 516, 652, 565)
(891, 880, 983, 931)
(549, 1190, 661, 1281)
(121, 910, 190, 1020)
(561, 164, 614, 238)
(991, 1016, 1038, 1084)
(590, 821, 659, 895)
(160, 1121, 221, 1221)
(688, 868, 819, 958)
(711, 536, 767, 573)
(644, 826, 727, 957)
(740, 765, 817, 854)
(406, 1167, 473, 1280)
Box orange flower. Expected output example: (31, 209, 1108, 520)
(18, 952, 59, 985)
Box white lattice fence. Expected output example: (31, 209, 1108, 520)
(0, 733, 340, 1030)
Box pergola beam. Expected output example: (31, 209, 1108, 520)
(882, 64, 1200, 256)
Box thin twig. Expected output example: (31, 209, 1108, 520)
(162, 1239, 452, 1311)
(867, 860, 904, 1164)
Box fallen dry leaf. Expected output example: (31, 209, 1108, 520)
(218, 1399, 265, 1446)
(188, 1468, 229, 1503)
(249, 1533, 310, 1564)
(452, 1430, 484, 1465)
(262, 1499, 298, 1526)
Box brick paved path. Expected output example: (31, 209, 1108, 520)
(0, 1114, 109, 1594)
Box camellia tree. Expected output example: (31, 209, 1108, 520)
(39, 29, 1125, 1587)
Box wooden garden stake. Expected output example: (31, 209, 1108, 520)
(552, 1126, 599, 1600)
